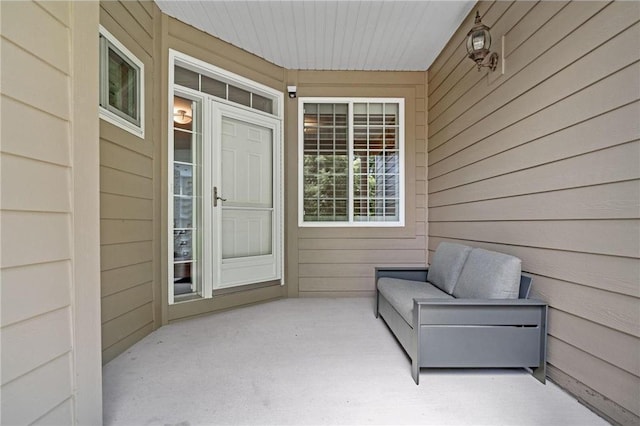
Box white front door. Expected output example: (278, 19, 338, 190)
(212, 103, 281, 289)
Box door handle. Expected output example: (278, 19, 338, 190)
(213, 186, 227, 207)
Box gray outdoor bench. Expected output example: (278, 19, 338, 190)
(375, 242, 548, 385)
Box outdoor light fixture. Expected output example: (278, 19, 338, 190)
(466, 11, 499, 72)
(173, 108, 192, 124)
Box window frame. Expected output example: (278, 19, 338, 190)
(98, 25, 145, 139)
(298, 97, 405, 227)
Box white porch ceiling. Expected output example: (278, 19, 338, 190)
(155, 1, 476, 71)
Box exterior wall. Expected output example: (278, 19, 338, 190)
(1, 1, 102, 424)
(161, 16, 287, 322)
(99, 0, 158, 363)
(287, 71, 428, 297)
(426, 1, 640, 424)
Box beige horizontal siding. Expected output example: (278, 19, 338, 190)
(31, 399, 73, 426)
(101, 241, 153, 271)
(0, 95, 70, 166)
(0, 353, 73, 425)
(1, 308, 72, 385)
(1, 261, 73, 326)
(101, 323, 155, 365)
(549, 309, 639, 377)
(102, 261, 153, 297)
(100, 140, 153, 178)
(99, 0, 156, 363)
(0, 3, 75, 421)
(2, 2, 101, 423)
(299, 262, 426, 279)
(430, 181, 640, 222)
(1, 39, 69, 120)
(102, 281, 154, 323)
(1, 154, 71, 213)
(427, 1, 640, 424)
(102, 302, 154, 350)
(428, 102, 639, 193)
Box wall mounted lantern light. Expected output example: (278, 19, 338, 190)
(466, 11, 499, 72)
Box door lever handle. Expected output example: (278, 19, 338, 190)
(213, 187, 227, 207)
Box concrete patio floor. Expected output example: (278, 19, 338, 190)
(103, 297, 608, 425)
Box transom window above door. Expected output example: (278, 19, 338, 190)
(299, 98, 405, 227)
(173, 64, 278, 116)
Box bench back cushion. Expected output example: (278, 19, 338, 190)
(452, 248, 521, 299)
(427, 242, 472, 294)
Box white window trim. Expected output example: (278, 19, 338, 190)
(98, 25, 145, 139)
(168, 50, 285, 305)
(298, 97, 405, 227)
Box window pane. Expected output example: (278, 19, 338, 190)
(174, 230, 193, 261)
(201, 75, 226, 98)
(174, 196, 193, 228)
(173, 95, 194, 131)
(228, 85, 251, 107)
(108, 47, 138, 121)
(369, 103, 383, 126)
(384, 103, 398, 125)
(302, 103, 349, 222)
(175, 65, 199, 90)
(174, 130, 192, 162)
(385, 127, 397, 149)
(173, 163, 193, 196)
(252, 93, 273, 114)
(173, 262, 194, 295)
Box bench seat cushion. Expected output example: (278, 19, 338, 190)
(378, 277, 453, 326)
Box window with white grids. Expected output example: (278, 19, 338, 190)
(299, 98, 404, 226)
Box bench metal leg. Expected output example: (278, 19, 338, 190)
(374, 292, 379, 318)
(532, 363, 546, 384)
(411, 359, 419, 385)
